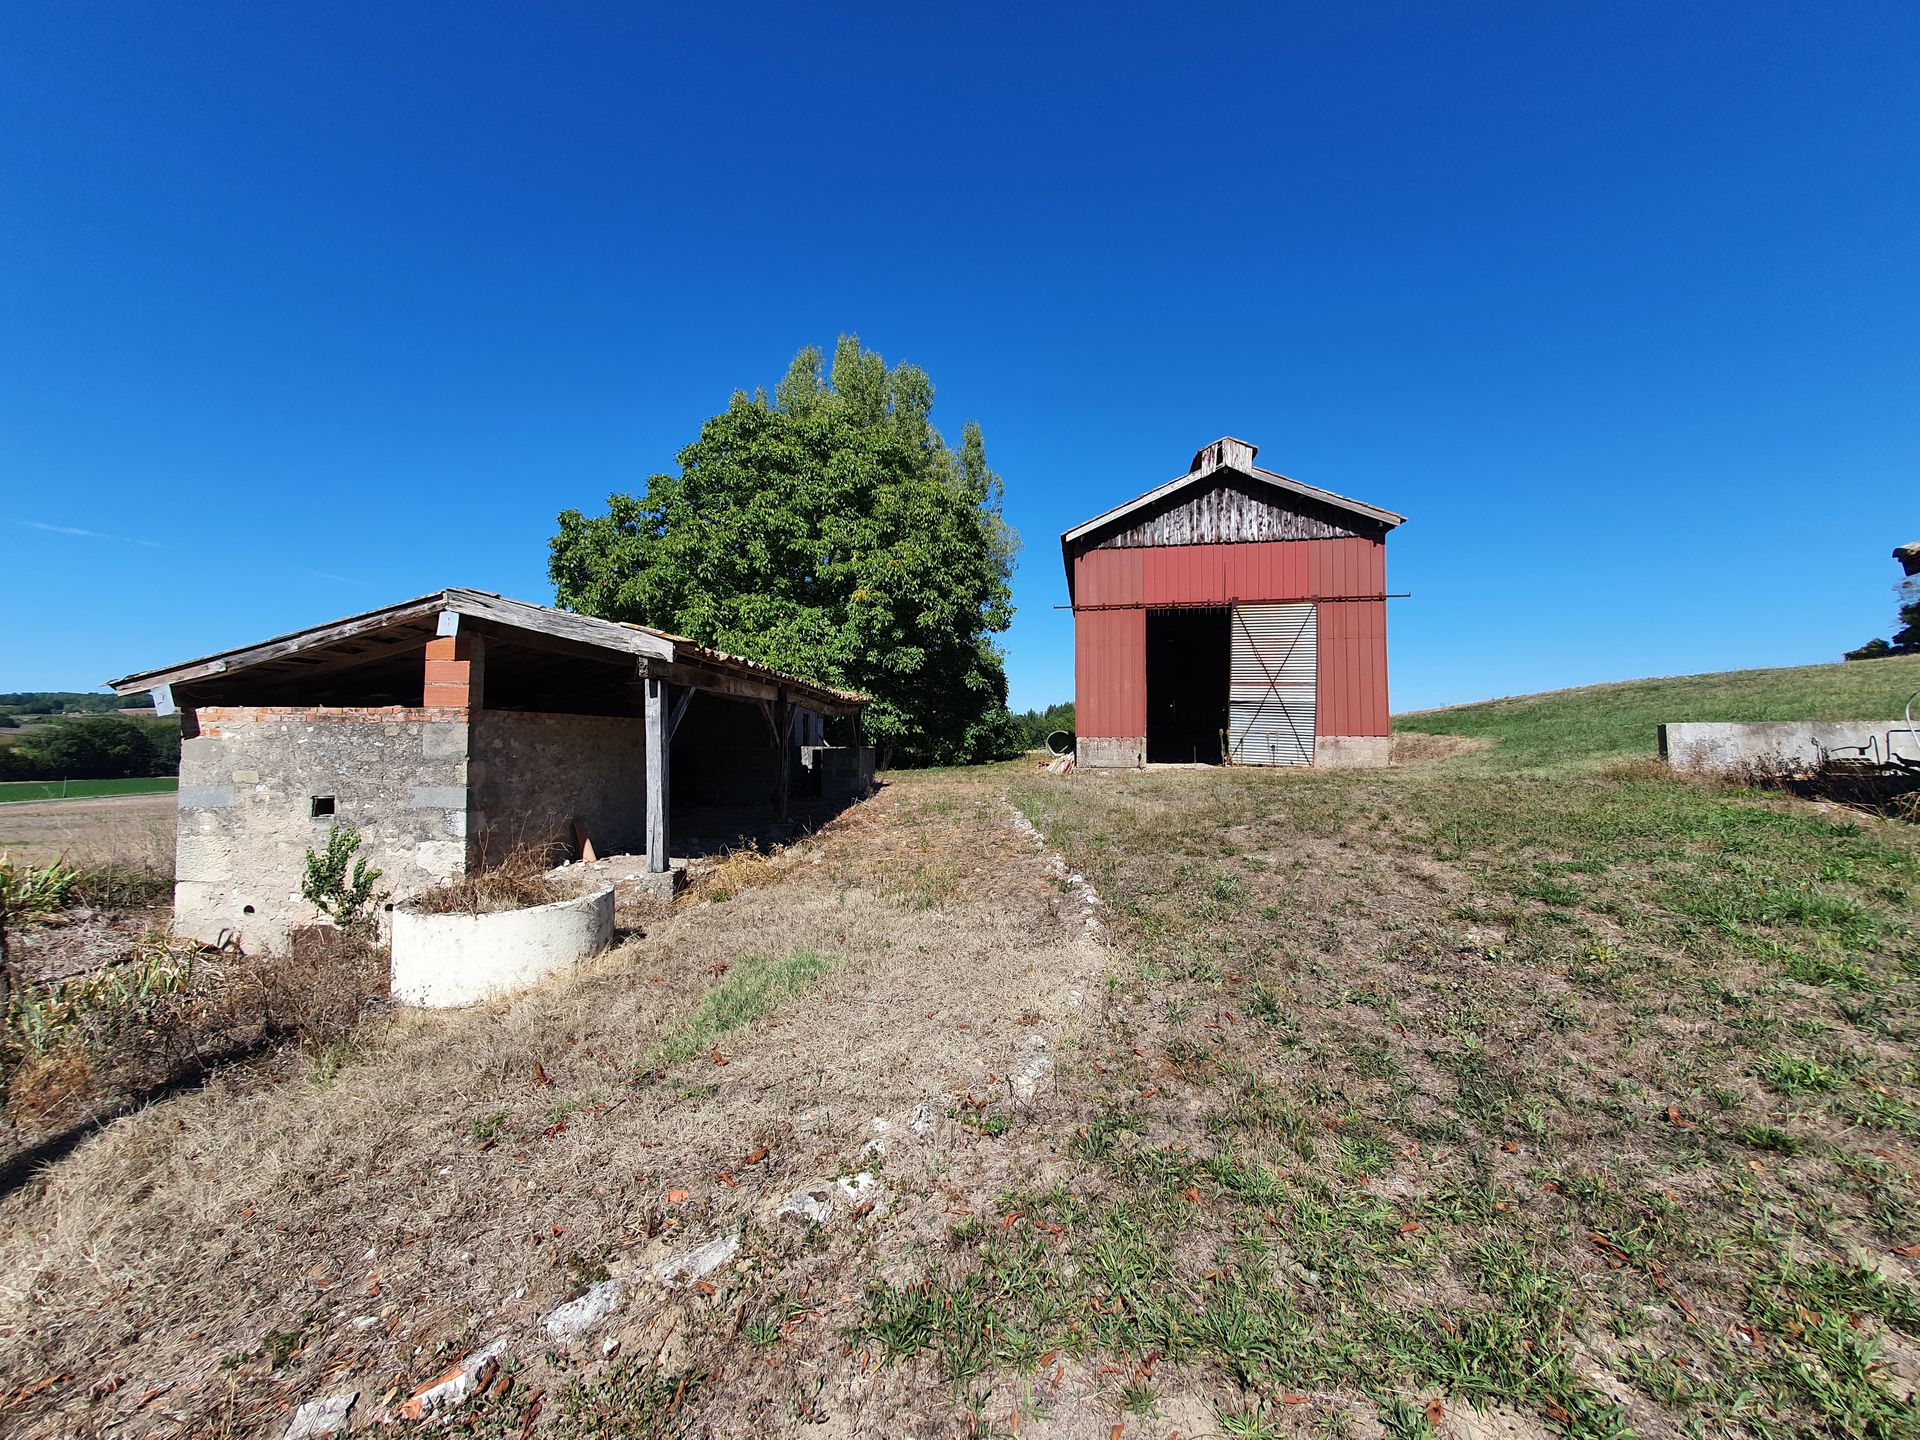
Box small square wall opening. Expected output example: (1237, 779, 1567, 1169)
(310, 796, 336, 819)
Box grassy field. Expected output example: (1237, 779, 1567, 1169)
(1395, 651, 1920, 772)
(0, 776, 177, 804)
(854, 705, 1920, 1434)
(5, 668, 1920, 1438)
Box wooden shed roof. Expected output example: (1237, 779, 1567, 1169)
(108, 588, 868, 715)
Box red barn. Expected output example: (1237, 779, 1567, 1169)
(1062, 437, 1405, 769)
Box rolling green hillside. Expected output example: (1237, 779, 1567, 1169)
(1395, 651, 1920, 771)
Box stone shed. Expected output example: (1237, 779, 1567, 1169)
(109, 589, 871, 951)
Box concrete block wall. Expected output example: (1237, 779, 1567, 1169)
(468, 709, 650, 861)
(176, 707, 472, 951)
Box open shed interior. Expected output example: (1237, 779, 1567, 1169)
(1146, 606, 1228, 764)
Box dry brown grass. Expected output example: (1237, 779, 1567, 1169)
(409, 846, 567, 916)
(682, 845, 783, 903)
(0, 775, 1103, 1439)
(1388, 730, 1493, 766)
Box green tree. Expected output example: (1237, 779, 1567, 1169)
(550, 337, 1020, 765)
(14, 715, 160, 780)
(1846, 573, 1920, 661)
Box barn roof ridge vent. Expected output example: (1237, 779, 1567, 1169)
(1191, 437, 1258, 474)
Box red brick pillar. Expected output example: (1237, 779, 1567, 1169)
(423, 635, 484, 709)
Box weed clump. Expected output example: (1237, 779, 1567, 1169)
(410, 845, 566, 916)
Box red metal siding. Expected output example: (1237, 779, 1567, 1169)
(1079, 537, 1381, 607)
(1074, 606, 1146, 739)
(1315, 599, 1389, 736)
(1072, 537, 1389, 743)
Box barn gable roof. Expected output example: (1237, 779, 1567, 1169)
(1061, 437, 1405, 554)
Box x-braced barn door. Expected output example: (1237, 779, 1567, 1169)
(1228, 603, 1316, 765)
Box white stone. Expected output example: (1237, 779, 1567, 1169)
(390, 887, 614, 1007)
(400, 1337, 504, 1419)
(285, 1392, 356, 1440)
(651, 1233, 740, 1288)
(544, 1278, 626, 1340)
(908, 1102, 936, 1137)
(837, 1172, 877, 1202)
(777, 1189, 834, 1225)
(1011, 1050, 1054, 1102)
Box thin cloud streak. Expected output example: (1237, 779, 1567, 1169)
(18, 519, 168, 549)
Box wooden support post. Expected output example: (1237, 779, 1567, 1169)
(772, 694, 792, 823)
(645, 675, 668, 873)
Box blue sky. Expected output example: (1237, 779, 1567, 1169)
(3, 3, 1916, 713)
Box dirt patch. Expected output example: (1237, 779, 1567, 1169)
(0, 793, 175, 868)
(0, 776, 1107, 1439)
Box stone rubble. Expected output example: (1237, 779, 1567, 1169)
(396, 1336, 506, 1421)
(543, 1277, 626, 1341)
(284, 1391, 356, 1440)
(1010, 1037, 1054, 1102)
(651, 1232, 740, 1289)
(776, 1187, 835, 1226)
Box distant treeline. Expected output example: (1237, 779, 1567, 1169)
(0, 713, 180, 781)
(0, 691, 155, 716)
(1008, 702, 1074, 753)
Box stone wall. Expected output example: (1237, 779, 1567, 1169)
(175, 707, 471, 951)
(468, 709, 650, 862)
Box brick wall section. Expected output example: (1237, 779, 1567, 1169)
(422, 635, 476, 709)
(174, 706, 472, 951)
(468, 709, 650, 862)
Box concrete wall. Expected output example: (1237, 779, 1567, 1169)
(1314, 735, 1391, 769)
(1078, 735, 1145, 769)
(391, 886, 614, 1007)
(1660, 720, 1920, 776)
(175, 706, 471, 950)
(469, 709, 649, 862)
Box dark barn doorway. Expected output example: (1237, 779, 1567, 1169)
(1146, 607, 1229, 763)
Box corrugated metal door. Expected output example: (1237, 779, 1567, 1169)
(1229, 603, 1317, 765)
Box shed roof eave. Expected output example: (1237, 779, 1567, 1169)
(107, 588, 867, 713)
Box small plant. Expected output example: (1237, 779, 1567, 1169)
(300, 826, 387, 935)
(0, 857, 80, 920)
(1758, 1054, 1842, 1095)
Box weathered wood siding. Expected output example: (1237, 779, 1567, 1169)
(1088, 474, 1376, 549)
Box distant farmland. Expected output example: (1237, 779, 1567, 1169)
(0, 776, 178, 804)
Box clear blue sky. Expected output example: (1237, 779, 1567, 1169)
(3, 3, 1916, 713)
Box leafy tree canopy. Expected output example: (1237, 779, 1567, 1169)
(550, 338, 1020, 765)
(1845, 569, 1920, 661)
(0, 715, 174, 781)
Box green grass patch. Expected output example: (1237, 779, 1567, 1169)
(1394, 652, 1920, 773)
(643, 948, 838, 1069)
(0, 776, 178, 803)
